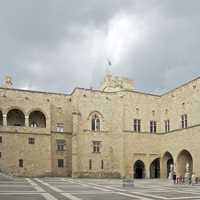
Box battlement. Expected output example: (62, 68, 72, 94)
(100, 74, 134, 92)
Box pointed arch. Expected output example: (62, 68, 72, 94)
(150, 158, 160, 178)
(162, 151, 174, 178)
(176, 149, 193, 177)
(88, 111, 103, 132)
(87, 111, 104, 120)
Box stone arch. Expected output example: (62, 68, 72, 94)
(176, 149, 193, 177)
(6, 106, 26, 116)
(162, 151, 174, 178)
(133, 160, 145, 179)
(88, 111, 103, 132)
(0, 110, 3, 125)
(87, 111, 104, 120)
(29, 110, 46, 128)
(27, 108, 47, 119)
(150, 158, 160, 178)
(7, 109, 25, 126)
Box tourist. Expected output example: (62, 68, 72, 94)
(173, 172, 176, 184)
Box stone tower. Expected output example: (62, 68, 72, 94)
(100, 73, 134, 92)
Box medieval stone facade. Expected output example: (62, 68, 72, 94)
(0, 74, 199, 178)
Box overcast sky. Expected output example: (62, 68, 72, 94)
(0, 0, 200, 94)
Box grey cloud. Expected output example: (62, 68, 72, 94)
(0, 0, 200, 94)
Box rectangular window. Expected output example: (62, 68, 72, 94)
(133, 119, 141, 132)
(181, 114, 188, 129)
(0, 152, 1, 158)
(0, 136, 2, 143)
(56, 123, 64, 132)
(150, 121, 157, 133)
(164, 120, 170, 132)
(93, 141, 101, 153)
(58, 159, 64, 168)
(101, 160, 104, 169)
(19, 159, 23, 168)
(56, 140, 66, 151)
(89, 159, 92, 170)
(28, 137, 35, 144)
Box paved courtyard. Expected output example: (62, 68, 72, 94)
(0, 176, 200, 200)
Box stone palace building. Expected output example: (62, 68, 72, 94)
(0, 74, 199, 179)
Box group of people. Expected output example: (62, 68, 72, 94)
(172, 173, 198, 185)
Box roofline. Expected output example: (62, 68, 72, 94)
(161, 75, 200, 96)
(72, 87, 161, 97)
(0, 87, 71, 96)
(1, 75, 200, 97)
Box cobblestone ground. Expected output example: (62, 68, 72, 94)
(0, 177, 200, 200)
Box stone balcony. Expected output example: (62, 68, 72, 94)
(0, 125, 50, 135)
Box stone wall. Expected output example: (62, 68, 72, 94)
(0, 75, 200, 178)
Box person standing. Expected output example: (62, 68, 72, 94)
(173, 172, 176, 184)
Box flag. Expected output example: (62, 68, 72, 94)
(107, 58, 112, 66)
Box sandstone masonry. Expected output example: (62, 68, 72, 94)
(0, 74, 199, 179)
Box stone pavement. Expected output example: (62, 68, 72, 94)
(0, 177, 200, 200)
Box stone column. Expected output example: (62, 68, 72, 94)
(146, 163, 150, 179)
(160, 157, 165, 178)
(146, 155, 150, 179)
(25, 116, 29, 127)
(3, 114, 7, 126)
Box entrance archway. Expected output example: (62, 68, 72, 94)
(134, 160, 145, 179)
(162, 152, 174, 178)
(150, 158, 160, 178)
(176, 150, 193, 177)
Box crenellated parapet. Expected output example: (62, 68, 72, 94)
(100, 73, 134, 92)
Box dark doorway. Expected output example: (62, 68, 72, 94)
(167, 159, 173, 177)
(150, 158, 160, 178)
(134, 160, 145, 179)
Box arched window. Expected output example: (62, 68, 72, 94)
(29, 111, 46, 128)
(91, 114, 100, 131)
(7, 109, 25, 126)
(0, 111, 3, 126)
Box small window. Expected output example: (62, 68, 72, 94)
(91, 114, 100, 132)
(150, 120, 157, 133)
(101, 160, 104, 169)
(57, 140, 65, 151)
(0, 136, 2, 143)
(133, 119, 141, 132)
(181, 114, 187, 129)
(164, 120, 170, 133)
(89, 159, 92, 170)
(58, 159, 64, 168)
(93, 141, 101, 153)
(28, 138, 35, 144)
(56, 123, 64, 132)
(0, 152, 1, 158)
(19, 159, 23, 168)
